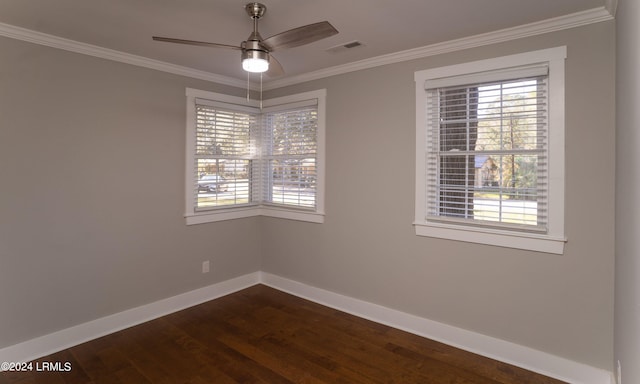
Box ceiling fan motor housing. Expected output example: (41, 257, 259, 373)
(242, 42, 269, 60)
(242, 39, 269, 57)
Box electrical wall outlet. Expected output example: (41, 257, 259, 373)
(202, 260, 210, 274)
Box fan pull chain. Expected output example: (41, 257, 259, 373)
(245, 72, 263, 110)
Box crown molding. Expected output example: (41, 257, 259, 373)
(264, 6, 614, 90)
(0, 6, 613, 92)
(0, 22, 246, 89)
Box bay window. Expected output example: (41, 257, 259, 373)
(185, 88, 325, 225)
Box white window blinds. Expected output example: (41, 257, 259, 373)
(262, 102, 318, 209)
(425, 71, 549, 232)
(194, 100, 257, 210)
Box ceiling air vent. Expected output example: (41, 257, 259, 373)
(326, 40, 364, 54)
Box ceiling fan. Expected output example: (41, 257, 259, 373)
(152, 2, 339, 77)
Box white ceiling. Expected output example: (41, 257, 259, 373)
(0, 0, 609, 85)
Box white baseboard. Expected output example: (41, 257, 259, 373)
(0, 271, 613, 384)
(259, 272, 614, 384)
(0, 272, 261, 366)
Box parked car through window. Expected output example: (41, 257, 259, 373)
(198, 174, 228, 193)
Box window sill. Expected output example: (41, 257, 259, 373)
(413, 221, 566, 254)
(186, 206, 324, 225)
(186, 207, 260, 225)
(258, 206, 325, 223)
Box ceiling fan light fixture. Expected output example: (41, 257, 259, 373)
(242, 50, 269, 73)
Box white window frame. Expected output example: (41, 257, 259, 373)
(185, 88, 326, 225)
(414, 47, 566, 254)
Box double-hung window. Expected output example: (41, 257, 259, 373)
(185, 88, 325, 225)
(193, 100, 257, 210)
(262, 102, 318, 210)
(414, 47, 566, 254)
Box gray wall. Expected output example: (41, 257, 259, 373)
(263, 21, 615, 370)
(615, 0, 640, 382)
(0, 37, 262, 348)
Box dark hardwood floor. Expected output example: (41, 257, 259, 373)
(0, 285, 566, 383)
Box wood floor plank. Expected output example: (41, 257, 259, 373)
(243, 289, 494, 383)
(163, 307, 295, 383)
(0, 285, 567, 384)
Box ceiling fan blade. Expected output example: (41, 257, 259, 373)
(152, 36, 241, 50)
(266, 55, 285, 77)
(262, 21, 338, 51)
